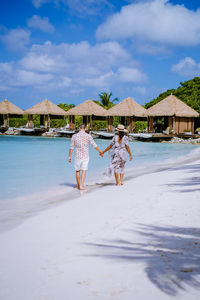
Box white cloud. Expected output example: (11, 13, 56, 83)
(32, 0, 111, 15)
(136, 43, 171, 56)
(32, 0, 50, 8)
(132, 86, 147, 95)
(64, 0, 111, 16)
(27, 15, 55, 33)
(0, 62, 53, 88)
(171, 57, 200, 77)
(0, 28, 30, 52)
(0, 40, 147, 92)
(117, 67, 147, 83)
(96, 0, 200, 46)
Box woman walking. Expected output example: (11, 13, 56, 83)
(101, 124, 132, 186)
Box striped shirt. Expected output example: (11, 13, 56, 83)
(70, 130, 97, 159)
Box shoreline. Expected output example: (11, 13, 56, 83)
(0, 146, 200, 234)
(0, 146, 200, 299)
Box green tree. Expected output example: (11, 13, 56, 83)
(57, 103, 75, 111)
(144, 77, 200, 113)
(95, 92, 119, 109)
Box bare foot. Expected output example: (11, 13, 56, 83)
(120, 182, 124, 185)
(80, 186, 88, 190)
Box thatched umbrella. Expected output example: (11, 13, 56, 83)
(66, 100, 107, 130)
(0, 99, 24, 128)
(25, 99, 67, 129)
(147, 95, 199, 134)
(107, 97, 147, 132)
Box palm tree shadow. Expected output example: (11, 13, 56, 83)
(84, 224, 200, 296)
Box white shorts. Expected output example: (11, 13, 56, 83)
(74, 158, 89, 171)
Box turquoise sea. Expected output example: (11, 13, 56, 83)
(0, 135, 197, 201)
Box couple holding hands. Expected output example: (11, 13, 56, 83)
(68, 123, 132, 190)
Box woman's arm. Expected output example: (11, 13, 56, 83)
(101, 143, 113, 156)
(125, 145, 132, 161)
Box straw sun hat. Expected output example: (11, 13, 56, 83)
(116, 124, 129, 134)
(117, 124, 125, 131)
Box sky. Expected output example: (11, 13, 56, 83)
(0, 0, 200, 109)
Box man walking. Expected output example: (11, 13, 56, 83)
(68, 124, 102, 190)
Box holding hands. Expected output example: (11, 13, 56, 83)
(99, 151, 104, 157)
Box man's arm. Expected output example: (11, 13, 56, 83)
(89, 135, 102, 156)
(95, 145, 102, 155)
(68, 148, 73, 163)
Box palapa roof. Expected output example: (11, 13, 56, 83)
(147, 95, 199, 117)
(66, 100, 107, 116)
(107, 97, 147, 117)
(25, 99, 67, 115)
(0, 99, 24, 115)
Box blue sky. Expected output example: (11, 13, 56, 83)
(1, 0, 200, 109)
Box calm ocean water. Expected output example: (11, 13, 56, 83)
(0, 135, 197, 201)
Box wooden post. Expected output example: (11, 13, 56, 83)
(149, 116, 154, 133)
(44, 115, 50, 129)
(69, 115, 72, 129)
(88, 115, 92, 131)
(68, 115, 75, 130)
(3, 114, 9, 128)
(168, 117, 173, 133)
(127, 116, 135, 133)
(85, 115, 91, 131)
(172, 116, 175, 134)
(121, 116, 125, 125)
(28, 114, 34, 128)
(0, 114, 3, 126)
(71, 115, 75, 130)
(40, 115, 44, 127)
(191, 118, 194, 134)
(147, 117, 149, 132)
(66, 115, 69, 127)
(108, 116, 113, 132)
(83, 115, 87, 124)
(174, 117, 179, 134)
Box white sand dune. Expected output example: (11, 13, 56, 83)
(0, 157, 200, 300)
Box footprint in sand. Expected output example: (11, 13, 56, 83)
(77, 279, 91, 286)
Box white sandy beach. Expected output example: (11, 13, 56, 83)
(0, 155, 200, 300)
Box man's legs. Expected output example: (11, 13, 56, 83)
(80, 170, 87, 190)
(76, 170, 80, 190)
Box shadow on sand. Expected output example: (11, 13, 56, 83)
(167, 163, 200, 193)
(85, 224, 200, 296)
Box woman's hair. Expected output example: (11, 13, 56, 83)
(118, 131, 125, 139)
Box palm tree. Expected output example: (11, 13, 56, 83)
(97, 92, 119, 109)
(58, 103, 75, 111)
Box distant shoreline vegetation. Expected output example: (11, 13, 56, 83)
(144, 77, 200, 113)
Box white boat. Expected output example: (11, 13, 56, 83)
(92, 131, 114, 139)
(129, 133, 152, 139)
(19, 128, 35, 133)
(57, 130, 75, 135)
